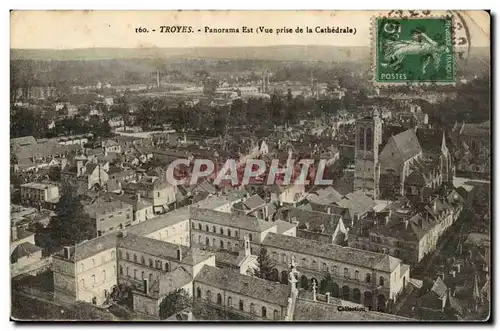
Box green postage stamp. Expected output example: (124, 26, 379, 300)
(375, 16, 455, 84)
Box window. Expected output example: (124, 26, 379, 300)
(206, 290, 212, 302)
(80, 263, 84, 272)
(212, 226, 216, 233)
(133, 254, 137, 263)
(250, 303, 256, 314)
(91, 274, 96, 286)
(165, 263, 170, 272)
(197, 287, 201, 298)
(92, 259, 96, 267)
(118, 250, 122, 259)
(379, 276, 385, 286)
(102, 270, 106, 281)
(227, 242, 232, 251)
(249, 234, 253, 241)
(312, 260, 317, 270)
(149, 273, 153, 282)
(213, 238, 216, 246)
(262, 306, 267, 318)
(217, 293, 222, 305)
(366, 273, 371, 283)
(235, 231, 239, 238)
(355, 270, 359, 280)
(80, 279, 85, 289)
(220, 227, 224, 235)
(120, 265, 123, 275)
(228, 297, 232, 307)
(302, 258, 308, 268)
(344, 268, 349, 279)
(157, 192, 160, 198)
(141, 256, 145, 264)
(141, 271, 145, 280)
(228, 229, 231, 237)
(282, 254, 287, 264)
(198, 224, 202, 230)
(205, 225, 209, 232)
(126, 252, 130, 260)
(111, 250, 115, 259)
(134, 269, 137, 279)
(126, 267, 129, 276)
(322, 263, 328, 272)
(198, 235, 202, 244)
(239, 300, 244, 311)
(149, 258, 153, 267)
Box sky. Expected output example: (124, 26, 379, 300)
(10, 10, 490, 49)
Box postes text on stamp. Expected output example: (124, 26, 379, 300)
(375, 16, 455, 84)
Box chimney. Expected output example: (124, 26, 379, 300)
(11, 226, 18, 241)
(325, 292, 330, 303)
(327, 207, 331, 214)
(177, 246, 182, 261)
(137, 193, 141, 202)
(63, 246, 71, 260)
(404, 219, 409, 229)
(143, 279, 149, 295)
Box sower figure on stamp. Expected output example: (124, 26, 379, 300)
(381, 29, 447, 74)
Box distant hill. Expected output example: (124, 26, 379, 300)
(11, 46, 372, 62)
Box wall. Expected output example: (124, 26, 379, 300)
(53, 256, 76, 302)
(75, 248, 118, 305)
(193, 281, 286, 320)
(147, 219, 190, 247)
(95, 204, 134, 236)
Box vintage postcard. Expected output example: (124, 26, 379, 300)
(10, 10, 491, 322)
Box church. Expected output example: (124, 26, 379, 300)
(354, 109, 453, 201)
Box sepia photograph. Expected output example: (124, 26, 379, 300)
(9, 10, 491, 322)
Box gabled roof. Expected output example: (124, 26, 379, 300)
(11, 242, 42, 262)
(391, 129, 422, 161)
(243, 194, 266, 210)
(308, 187, 343, 206)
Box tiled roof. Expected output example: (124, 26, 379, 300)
(189, 207, 275, 232)
(391, 129, 422, 161)
(243, 194, 266, 210)
(262, 233, 401, 272)
(337, 190, 376, 217)
(274, 220, 297, 235)
(11, 242, 42, 261)
(308, 187, 343, 205)
(277, 208, 342, 235)
(83, 199, 132, 219)
(11, 136, 37, 147)
(117, 233, 188, 261)
(194, 265, 290, 306)
(127, 207, 190, 237)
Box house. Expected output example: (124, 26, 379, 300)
(83, 199, 134, 236)
(20, 182, 60, 208)
(123, 176, 178, 214)
(10, 225, 43, 276)
(61, 160, 109, 190)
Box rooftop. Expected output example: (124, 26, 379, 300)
(194, 265, 290, 307)
(190, 207, 276, 232)
(262, 233, 401, 273)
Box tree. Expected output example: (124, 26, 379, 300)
(49, 182, 95, 246)
(253, 247, 276, 281)
(159, 288, 192, 319)
(48, 166, 61, 181)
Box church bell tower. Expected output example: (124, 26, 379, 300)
(354, 108, 382, 199)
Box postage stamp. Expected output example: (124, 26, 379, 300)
(374, 16, 455, 84)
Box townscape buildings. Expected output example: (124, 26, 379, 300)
(11, 62, 490, 322)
